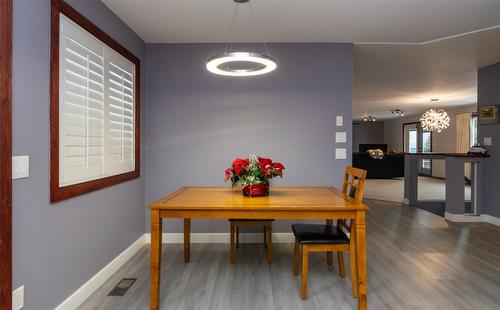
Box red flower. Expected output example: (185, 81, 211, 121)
(258, 157, 272, 169)
(257, 157, 272, 175)
(224, 168, 232, 181)
(232, 158, 249, 175)
(273, 162, 285, 173)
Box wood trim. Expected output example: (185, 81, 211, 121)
(0, 0, 12, 308)
(50, 0, 141, 202)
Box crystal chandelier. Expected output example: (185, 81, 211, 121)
(420, 109, 450, 132)
(206, 0, 277, 77)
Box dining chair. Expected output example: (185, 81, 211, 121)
(291, 166, 367, 300)
(229, 219, 273, 264)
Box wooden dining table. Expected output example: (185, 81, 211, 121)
(149, 186, 369, 310)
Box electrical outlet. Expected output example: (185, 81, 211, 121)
(12, 286, 24, 310)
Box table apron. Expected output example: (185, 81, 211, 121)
(158, 210, 358, 220)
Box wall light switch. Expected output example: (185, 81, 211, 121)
(484, 137, 492, 146)
(335, 132, 347, 143)
(13, 286, 24, 310)
(335, 148, 347, 159)
(12, 156, 29, 179)
(336, 116, 343, 127)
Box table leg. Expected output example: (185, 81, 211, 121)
(266, 223, 272, 264)
(349, 219, 359, 298)
(150, 210, 162, 310)
(230, 222, 236, 264)
(184, 218, 191, 263)
(355, 211, 367, 310)
(236, 226, 240, 249)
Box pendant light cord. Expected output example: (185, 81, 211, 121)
(224, 0, 271, 57)
(248, 1, 271, 57)
(225, 3, 239, 54)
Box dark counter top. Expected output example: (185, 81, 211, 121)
(404, 152, 489, 158)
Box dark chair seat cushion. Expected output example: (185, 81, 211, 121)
(292, 224, 349, 244)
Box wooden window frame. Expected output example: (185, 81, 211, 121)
(50, 0, 140, 202)
(0, 0, 12, 307)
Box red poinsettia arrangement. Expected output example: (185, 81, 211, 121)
(224, 155, 285, 188)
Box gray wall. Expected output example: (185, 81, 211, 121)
(478, 62, 500, 218)
(145, 43, 353, 233)
(12, 1, 145, 309)
(352, 121, 385, 152)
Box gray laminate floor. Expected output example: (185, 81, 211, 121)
(79, 200, 500, 310)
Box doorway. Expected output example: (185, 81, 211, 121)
(403, 122, 432, 176)
(0, 0, 13, 308)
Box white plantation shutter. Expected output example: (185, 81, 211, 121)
(59, 15, 105, 186)
(59, 14, 135, 187)
(104, 48, 135, 175)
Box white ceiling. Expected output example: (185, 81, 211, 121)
(102, 0, 500, 120)
(354, 27, 500, 120)
(103, 0, 500, 44)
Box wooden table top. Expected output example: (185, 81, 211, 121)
(149, 186, 369, 211)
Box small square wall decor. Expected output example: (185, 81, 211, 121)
(478, 105, 500, 125)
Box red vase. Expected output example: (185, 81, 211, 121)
(242, 183, 269, 197)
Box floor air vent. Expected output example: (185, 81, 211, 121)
(107, 278, 136, 296)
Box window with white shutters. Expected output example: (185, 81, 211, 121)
(59, 15, 106, 186)
(51, 1, 140, 202)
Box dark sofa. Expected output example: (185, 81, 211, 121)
(352, 152, 405, 179)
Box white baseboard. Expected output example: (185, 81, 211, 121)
(143, 232, 295, 244)
(482, 214, 500, 227)
(54, 235, 146, 310)
(445, 212, 500, 226)
(444, 212, 483, 222)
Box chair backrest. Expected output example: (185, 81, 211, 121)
(342, 166, 367, 204)
(339, 167, 367, 234)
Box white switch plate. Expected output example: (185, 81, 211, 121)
(13, 286, 24, 310)
(336, 116, 343, 127)
(335, 132, 347, 143)
(484, 137, 492, 146)
(335, 148, 347, 159)
(12, 156, 29, 179)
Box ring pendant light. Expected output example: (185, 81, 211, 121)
(206, 0, 277, 77)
